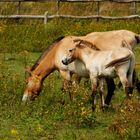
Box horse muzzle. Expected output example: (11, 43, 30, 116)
(22, 91, 34, 102)
(22, 93, 31, 102)
(62, 59, 69, 65)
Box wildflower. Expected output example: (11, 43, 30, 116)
(81, 107, 87, 116)
(120, 109, 124, 113)
(11, 128, 18, 135)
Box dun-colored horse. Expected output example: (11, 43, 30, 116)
(61, 39, 135, 111)
(22, 30, 140, 105)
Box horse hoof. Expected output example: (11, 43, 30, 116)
(100, 106, 105, 112)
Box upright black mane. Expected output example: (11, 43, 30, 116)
(31, 36, 65, 71)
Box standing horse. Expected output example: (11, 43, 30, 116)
(22, 30, 140, 104)
(78, 30, 140, 104)
(61, 39, 135, 111)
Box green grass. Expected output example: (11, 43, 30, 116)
(0, 19, 140, 53)
(0, 16, 140, 139)
(0, 52, 140, 140)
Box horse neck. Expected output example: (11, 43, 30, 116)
(32, 49, 56, 80)
(75, 47, 94, 65)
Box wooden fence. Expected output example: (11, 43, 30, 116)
(0, 0, 140, 24)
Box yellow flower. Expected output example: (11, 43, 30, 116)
(11, 128, 18, 135)
(81, 111, 86, 116)
(81, 107, 85, 111)
(120, 109, 124, 113)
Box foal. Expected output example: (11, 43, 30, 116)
(62, 40, 135, 111)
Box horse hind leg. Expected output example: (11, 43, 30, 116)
(132, 69, 140, 95)
(118, 71, 132, 99)
(127, 73, 134, 98)
(126, 56, 135, 98)
(136, 77, 140, 95)
(105, 78, 116, 106)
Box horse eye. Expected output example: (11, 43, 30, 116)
(69, 49, 73, 52)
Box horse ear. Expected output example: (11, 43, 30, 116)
(73, 39, 82, 47)
(122, 40, 131, 49)
(73, 39, 82, 43)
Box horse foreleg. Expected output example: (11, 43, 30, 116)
(73, 74, 82, 85)
(62, 79, 73, 100)
(60, 70, 73, 102)
(91, 77, 98, 111)
(99, 79, 105, 111)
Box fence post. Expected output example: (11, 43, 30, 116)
(17, 1, 21, 14)
(96, 1, 100, 21)
(44, 11, 48, 25)
(132, 1, 137, 14)
(57, 0, 60, 15)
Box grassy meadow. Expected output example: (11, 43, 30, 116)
(0, 2, 140, 140)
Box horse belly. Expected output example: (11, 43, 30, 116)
(103, 67, 116, 78)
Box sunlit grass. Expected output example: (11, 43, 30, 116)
(0, 52, 140, 139)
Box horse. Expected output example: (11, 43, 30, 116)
(61, 39, 135, 111)
(77, 30, 140, 104)
(22, 30, 140, 104)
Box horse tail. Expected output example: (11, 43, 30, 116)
(105, 53, 132, 68)
(135, 34, 140, 44)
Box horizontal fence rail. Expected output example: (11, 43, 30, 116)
(0, 13, 140, 24)
(0, 0, 140, 24)
(0, 0, 140, 2)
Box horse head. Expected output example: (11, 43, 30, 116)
(61, 40, 77, 65)
(22, 69, 42, 101)
(62, 39, 98, 65)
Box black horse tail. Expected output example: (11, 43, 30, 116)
(135, 34, 140, 44)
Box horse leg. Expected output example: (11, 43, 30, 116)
(136, 77, 140, 94)
(118, 70, 132, 99)
(105, 78, 116, 105)
(127, 55, 135, 98)
(73, 74, 82, 84)
(127, 76, 134, 98)
(63, 79, 73, 97)
(117, 69, 136, 87)
(59, 70, 73, 102)
(133, 69, 140, 95)
(99, 79, 105, 111)
(123, 69, 136, 97)
(91, 77, 98, 111)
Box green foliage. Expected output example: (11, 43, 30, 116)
(0, 19, 140, 53)
(0, 53, 140, 139)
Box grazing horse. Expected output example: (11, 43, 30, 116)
(22, 30, 140, 104)
(61, 39, 135, 111)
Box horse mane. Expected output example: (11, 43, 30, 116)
(74, 39, 100, 51)
(31, 36, 65, 71)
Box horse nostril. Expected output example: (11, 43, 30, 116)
(62, 60, 68, 65)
